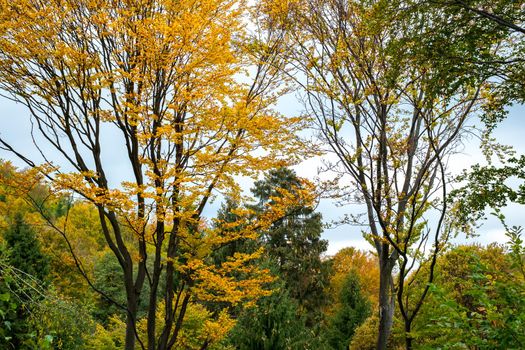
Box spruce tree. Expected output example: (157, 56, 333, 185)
(0, 213, 50, 348)
(325, 271, 371, 350)
(4, 213, 49, 284)
(251, 167, 329, 321)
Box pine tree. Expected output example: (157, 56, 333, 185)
(4, 213, 49, 284)
(251, 167, 329, 321)
(215, 168, 330, 348)
(325, 271, 371, 350)
(228, 280, 313, 350)
(0, 213, 50, 348)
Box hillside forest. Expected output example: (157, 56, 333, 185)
(0, 0, 525, 349)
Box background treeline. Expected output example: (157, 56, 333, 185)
(1, 164, 524, 349)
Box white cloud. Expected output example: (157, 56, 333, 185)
(325, 238, 373, 256)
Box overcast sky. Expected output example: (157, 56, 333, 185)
(280, 97, 525, 255)
(1, 95, 524, 255)
(325, 109, 525, 255)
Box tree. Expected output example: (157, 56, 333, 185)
(29, 289, 95, 350)
(228, 280, 315, 350)
(451, 155, 525, 233)
(445, 0, 525, 35)
(279, 0, 498, 348)
(45, 202, 107, 301)
(251, 167, 329, 321)
(0, 215, 50, 349)
(4, 214, 49, 285)
(407, 0, 525, 122)
(324, 271, 371, 350)
(212, 169, 329, 347)
(0, 1, 306, 349)
(92, 250, 130, 324)
(411, 244, 525, 349)
(326, 247, 379, 309)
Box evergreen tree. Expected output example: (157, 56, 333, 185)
(0, 213, 50, 349)
(4, 213, 49, 284)
(0, 244, 31, 349)
(228, 278, 321, 350)
(216, 168, 330, 348)
(93, 250, 161, 324)
(324, 271, 371, 350)
(251, 167, 329, 321)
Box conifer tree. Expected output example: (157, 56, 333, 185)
(251, 167, 329, 320)
(4, 213, 49, 285)
(0, 213, 50, 349)
(324, 271, 371, 350)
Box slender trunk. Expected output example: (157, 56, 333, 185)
(125, 295, 138, 350)
(147, 270, 159, 350)
(405, 322, 413, 350)
(167, 294, 191, 349)
(377, 259, 395, 350)
(147, 227, 165, 350)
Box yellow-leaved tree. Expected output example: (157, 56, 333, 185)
(0, 0, 307, 349)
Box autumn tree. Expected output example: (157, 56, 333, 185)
(0, 1, 307, 349)
(326, 247, 379, 310)
(213, 168, 329, 347)
(279, 0, 500, 348)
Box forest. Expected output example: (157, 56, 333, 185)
(0, 0, 524, 349)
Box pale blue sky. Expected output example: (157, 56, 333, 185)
(1, 95, 524, 255)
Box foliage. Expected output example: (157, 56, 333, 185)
(451, 155, 525, 233)
(412, 244, 525, 349)
(349, 313, 404, 350)
(89, 301, 236, 350)
(0, 0, 524, 348)
(39, 201, 107, 300)
(326, 247, 379, 310)
(214, 168, 329, 348)
(155, 302, 235, 350)
(228, 281, 319, 350)
(324, 271, 371, 350)
(0, 0, 308, 347)
(279, 0, 497, 347)
(250, 168, 330, 321)
(411, 0, 525, 104)
(92, 251, 128, 323)
(29, 290, 95, 350)
(348, 315, 378, 350)
(4, 214, 49, 285)
(0, 250, 35, 349)
(0, 214, 51, 349)
(86, 315, 126, 350)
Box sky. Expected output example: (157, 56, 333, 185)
(280, 97, 525, 255)
(1, 94, 525, 256)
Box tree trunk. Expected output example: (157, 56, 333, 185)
(404, 322, 413, 350)
(125, 315, 136, 350)
(377, 260, 395, 350)
(125, 294, 138, 350)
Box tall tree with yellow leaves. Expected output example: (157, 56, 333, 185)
(0, 1, 307, 349)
